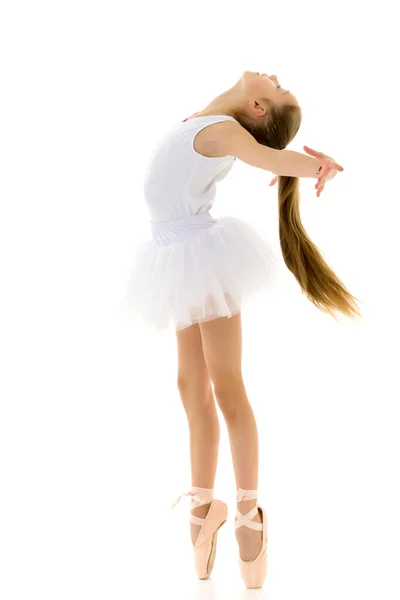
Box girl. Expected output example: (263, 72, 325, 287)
(120, 70, 361, 588)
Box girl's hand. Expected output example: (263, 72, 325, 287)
(304, 145, 344, 198)
(268, 174, 279, 187)
(269, 146, 344, 198)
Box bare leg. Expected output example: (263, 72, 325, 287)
(176, 323, 221, 546)
(199, 313, 263, 561)
(224, 383, 263, 561)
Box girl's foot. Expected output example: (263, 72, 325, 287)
(170, 488, 228, 580)
(235, 498, 263, 561)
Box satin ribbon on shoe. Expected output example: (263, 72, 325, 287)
(170, 486, 214, 511)
(236, 487, 259, 502)
(235, 487, 262, 532)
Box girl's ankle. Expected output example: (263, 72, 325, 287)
(237, 498, 257, 511)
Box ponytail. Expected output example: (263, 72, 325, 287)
(234, 99, 362, 319)
(277, 175, 362, 319)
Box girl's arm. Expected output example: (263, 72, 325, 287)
(218, 121, 322, 178)
(270, 148, 321, 178)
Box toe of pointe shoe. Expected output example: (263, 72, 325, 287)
(194, 540, 214, 580)
(239, 544, 268, 588)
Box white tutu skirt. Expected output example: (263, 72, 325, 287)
(119, 213, 280, 332)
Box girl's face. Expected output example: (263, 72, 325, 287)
(241, 70, 298, 108)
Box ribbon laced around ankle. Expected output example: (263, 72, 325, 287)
(170, 487, 214, 511)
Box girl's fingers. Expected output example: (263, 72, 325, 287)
(327, 160, 344, 173)
(305, 148, 344, 172)
(303, 145, 323, 158)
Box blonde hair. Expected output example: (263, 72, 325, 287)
(233, 99, 362, 319)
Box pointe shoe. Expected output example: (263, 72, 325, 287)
(235, 487, 268, 589)
(171, 486, 228, 580)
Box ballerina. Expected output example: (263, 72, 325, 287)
(120, 69, 361, 589)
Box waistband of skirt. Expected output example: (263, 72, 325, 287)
(150, 210, 217, 231)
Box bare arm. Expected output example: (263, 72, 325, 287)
(217, 121, 322, 178)
(272, 149, 322, 178)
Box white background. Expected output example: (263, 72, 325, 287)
(1, 1, 399, 599)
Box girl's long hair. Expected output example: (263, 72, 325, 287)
(234, 99, 362, 320)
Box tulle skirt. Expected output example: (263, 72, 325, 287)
(118, 212, 280, 331)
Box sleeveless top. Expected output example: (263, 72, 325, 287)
(120, 113, 280, 330)
(143, 115, 239, 237)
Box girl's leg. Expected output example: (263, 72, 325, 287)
(199, 312, 263, 561)
(176, 322, 221, 546)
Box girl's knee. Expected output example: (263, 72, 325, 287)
(213, 375, 247, 418)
